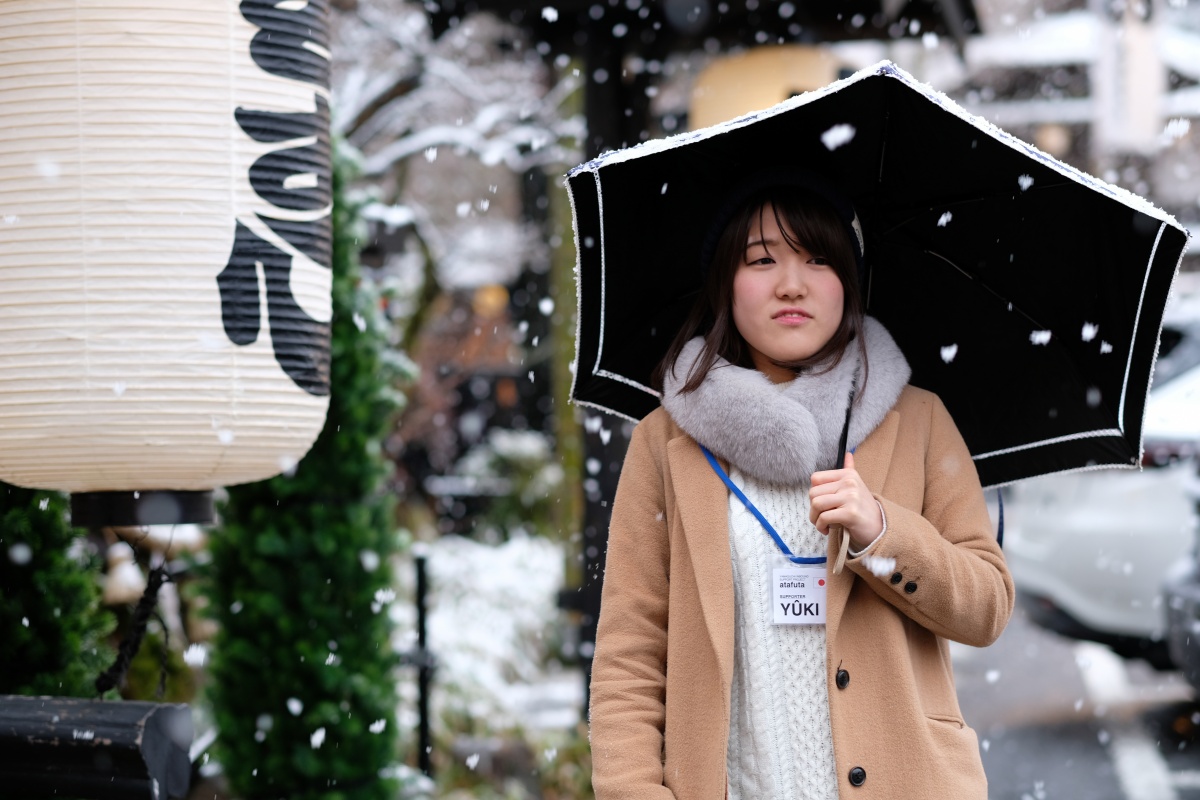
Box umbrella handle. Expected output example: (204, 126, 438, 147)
(832, 523, 850, 575)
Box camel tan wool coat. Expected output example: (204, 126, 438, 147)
(589, 385, 1015, 800)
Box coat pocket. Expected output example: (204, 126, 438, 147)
(923, 715, 987, 799)
(925, 713, 965, 729)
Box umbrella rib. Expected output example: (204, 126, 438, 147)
(593, 170, 608, 377)
(1117, 219, 1167, 434)
(920, 248, 1048, 332)
(874, 181, 1077, 238)
(921, 246, 1129, 440)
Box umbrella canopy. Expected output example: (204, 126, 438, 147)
(567, 61, 1190, 488)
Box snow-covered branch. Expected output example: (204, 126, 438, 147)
(333, 3, 581, 179)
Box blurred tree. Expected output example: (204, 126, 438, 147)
(0, 484, 115, 697)
(204, 144, 412, 800)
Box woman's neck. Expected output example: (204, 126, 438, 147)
(750, 351, 797, 384)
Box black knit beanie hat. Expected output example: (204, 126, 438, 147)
(698, 168, 866, 285)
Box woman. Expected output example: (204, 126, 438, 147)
(588, 175, 1014, 800)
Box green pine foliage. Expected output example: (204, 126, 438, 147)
(205, 146, 410, 800)
(0, 484, 115, 697)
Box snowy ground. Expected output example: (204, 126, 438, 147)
(390, 534, 583, 737)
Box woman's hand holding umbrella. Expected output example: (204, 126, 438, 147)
(810, 451, 884, 552)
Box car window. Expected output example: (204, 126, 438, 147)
(1153, 324, 1200, 388)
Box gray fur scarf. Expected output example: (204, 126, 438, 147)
(661, 317, 912, 485)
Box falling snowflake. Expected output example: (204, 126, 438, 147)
(369, 719, 387, 734)
(940, 344, 958, 364)
(1100, 340, 1113, 354)
(9, 543, 32, 565)
(310, 727, 326, 749)
(1029, 330, 1052, 345)
(862, 555, 897, 579)
(1018, 175, 1034, 191)
(183, 643, 208, 667)
(1162, 117, 1190, 143)
(937, 212, 953, 227)
(113, 382, 127, 397)
(1081, 322, 1099, 341)
(541, 6, 558, 22)
(359, 549, 380, 572)
(466, 753, 481, 770)
(287, 698, 304, 716)
(36, 157, 61, 180)
(661, 182, 669, 195)
(985, 669, 1001, 684)
(820, 124, 856, 151)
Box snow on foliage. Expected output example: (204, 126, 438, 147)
(439, 218, 541, 289)
(392, 535, 567, 733)
(330, 1, 573, 292)
(331, 1, 582, 176)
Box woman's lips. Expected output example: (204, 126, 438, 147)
(772, 310, 811, 326)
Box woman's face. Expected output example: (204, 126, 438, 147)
(731, 203, 845, 383)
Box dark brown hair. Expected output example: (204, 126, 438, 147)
(652, 186, 868, 395)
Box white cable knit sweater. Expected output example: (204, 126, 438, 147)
(660, 318, 914, 800)
(726, 466, 839, 800)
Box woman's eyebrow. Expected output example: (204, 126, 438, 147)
(745, 237, 776, 250)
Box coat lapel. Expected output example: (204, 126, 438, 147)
(824, 408, 900, 643)
(667, 436, 735, 693)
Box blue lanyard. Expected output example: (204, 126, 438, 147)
(700, 445, 827, 565)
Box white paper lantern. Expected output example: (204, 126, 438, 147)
(0, 1, 334, 521)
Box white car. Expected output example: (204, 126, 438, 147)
(1004, 286, 1200, 669)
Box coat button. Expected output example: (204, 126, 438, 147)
(836, 669, 850, 690)
(849, 766, 867, 786)
(890, 572, 903, 584)
(905, 581, 918, 594)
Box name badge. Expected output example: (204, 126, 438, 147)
(772, 565, 827, 625)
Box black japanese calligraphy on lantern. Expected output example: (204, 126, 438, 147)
(217, 0, 332, 396)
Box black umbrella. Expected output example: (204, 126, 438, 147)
(567, 61, 1190, 488)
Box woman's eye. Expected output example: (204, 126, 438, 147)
(747, 256, 774, 266)
(810, 257, 830, 266)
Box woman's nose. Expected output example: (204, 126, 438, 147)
(776, 263, 806, 298)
